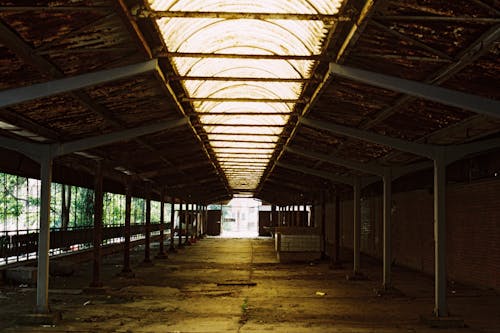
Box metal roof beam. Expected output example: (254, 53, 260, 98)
(184, 97, 302, 103)
(286, 145, 384, 176)
(329, 63, 500, 119)
(0, 6, 113, 12)
(375, 15, 500, 23)
(255, 0, 379, 196)
(160, 51, 323, 60)
(137, 9, 348, 22)
(300, 117, 436, 159)
(0, 60, 158, 109)
(52, 118, 188, 157)
(276, 161, 354, 186)
(447, 137, 500, 163)
(170, 76, 313, 83)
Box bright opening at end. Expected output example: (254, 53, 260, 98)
(212, 197, 262, 238)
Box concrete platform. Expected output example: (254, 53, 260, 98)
(1, 238, 499, 332)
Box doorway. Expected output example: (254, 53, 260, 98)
(220, 198, 260, 238)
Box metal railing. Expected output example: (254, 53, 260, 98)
(0, 222, 169, 266)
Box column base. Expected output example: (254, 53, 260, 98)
(155, 252, 168, 259)
(117, 269, 135, 278)
(21, 312, 61, 326)
(345, 271, 367, 281)
(420, 315, 465, 328)
(140, 259, 154, 267)
(373, 285, 405, 297)
(329, 261, 343, 270)
(168, 245, 177, 253)
(83, 286, 108, 294)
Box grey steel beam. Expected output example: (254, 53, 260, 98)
(170, 75, 313, 83)
(184, 97, 302, 103)
(276, 161, 354, 186)
(393, 161, 433, 179)
(137, 9, 348, 22)
(0, 6, 113, 12)
(286, 146, 384, 175)
(361, 24, 500, 129)
(447, 137, 500, 163)
(375, 15, 500, 23)
(51, 118, 188, 156)
(329, 63, 500, 119)
(0, 59, 158, 109)
(300, 117, 435, 159)
(267, 178, 315, 193)
(370, 21, 453, 61)
(160, 51, 323, 60)
(0, 136, 42, 160)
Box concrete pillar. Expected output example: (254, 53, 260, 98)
(35, 155, 52, 313)
(168, 200, 176, 252)
(353, 177, 361, 275)
(122, 181, 132, 273)
(90, 161, 103, 288)
(144, 189, 152, 264)
(383, 168, 392, 289)
(434, 154, 448, 317)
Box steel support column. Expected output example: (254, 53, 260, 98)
(383, 168, 392, 288)
(178, 203, 184, 248)
(184, 203, 191, 245)
(90, 161, 103, 287)
(333, 195, 341, 266)
(156, 189, 167, 259)
(434, 153, 448, 317)
(321, 195, 326, 258)
(168, 200, 176, 252)
(271, 205, 278, 227)
(35, 155, 52, 313)
(144, 190, 152, 264)
(122, 181, 132, 273)
(353, 177, 361, 275)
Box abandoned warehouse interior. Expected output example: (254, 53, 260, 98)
(0, 0, 499, 332)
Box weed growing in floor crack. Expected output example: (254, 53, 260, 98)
(239, 297, 249, 325)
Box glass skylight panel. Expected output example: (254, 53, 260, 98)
(200, 114, 289, 126)
(195, 101, 293, 114)
(207, 134, 279, 142)
(203, 126, 284, 135)
(148, 0, 344, 192)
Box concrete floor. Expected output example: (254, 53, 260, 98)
(1, 237, 499, 332)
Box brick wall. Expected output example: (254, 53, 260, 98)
(332, 178, 500, 291)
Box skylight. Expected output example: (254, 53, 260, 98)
(148, 0, 344, 191)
